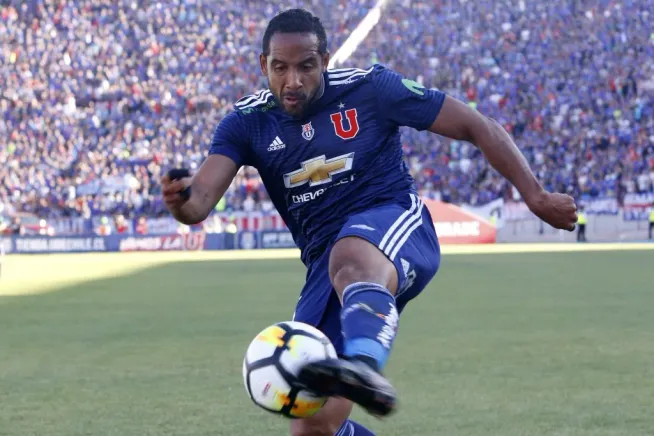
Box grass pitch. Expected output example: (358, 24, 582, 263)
(1, 246, 653, 435)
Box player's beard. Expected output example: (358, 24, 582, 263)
(280, 93, 309, 118)
(274, 88, 310, 118)
(272, 76, 325, 119)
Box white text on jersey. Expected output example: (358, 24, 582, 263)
(292, 175, 355, 204)
(267, 136, 286, 152)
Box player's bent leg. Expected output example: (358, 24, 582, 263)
(330, 236, 400, 372)
(290, 397, 352, 436)
(298, 236, 400, 417)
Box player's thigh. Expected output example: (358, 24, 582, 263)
(332, 195, 441, 306)
(329, 235, 399, 295)
(290, 397, 353, 436)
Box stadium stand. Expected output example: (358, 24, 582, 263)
(1, 0, 652, 235)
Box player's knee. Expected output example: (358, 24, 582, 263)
(290, 417, 341, 436)
(332, 262, 373, 292)
(329, 237, 397, 296)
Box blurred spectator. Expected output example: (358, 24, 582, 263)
(96, 216, 111, 235)
(135, 216, 148, 234)
(114, 214, 129, 234)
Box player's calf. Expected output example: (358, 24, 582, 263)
(329, 237, 400, 372)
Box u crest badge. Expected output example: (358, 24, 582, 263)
(301, 122, 315, 141)
(330, 109, 360, 140)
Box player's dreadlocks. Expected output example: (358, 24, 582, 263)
(262, 9, 328, 56)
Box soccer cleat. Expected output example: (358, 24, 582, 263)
(296, 358, 397, 417)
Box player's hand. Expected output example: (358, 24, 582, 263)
(526, 191, 578, 231)
(161, 169, 192, 211)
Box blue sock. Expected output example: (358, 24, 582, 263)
(340, 282, 399, 371)
(335, 419, 375, 435)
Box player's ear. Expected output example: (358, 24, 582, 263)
(259, 54, 268, 75)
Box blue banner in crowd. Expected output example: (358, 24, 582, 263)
(7, 236, 108, 254)
(623, 193, 653, 222)
(238, 232, 258, 250)
(259, 231, 296, 249)
(578, 197, 619, 215)
(50, 217, 93, 235)
(623, 209, 650, 222)
(0, 232, 297, 254)
(45, 215, 281, 236)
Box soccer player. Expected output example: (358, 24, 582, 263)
(161, 9, 578, 436)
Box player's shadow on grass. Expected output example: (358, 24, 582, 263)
(0, 258, 307, 347)
(0, 258, 311, 436)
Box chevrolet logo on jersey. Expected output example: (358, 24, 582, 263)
(284, 153, 355, 189)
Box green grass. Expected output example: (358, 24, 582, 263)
(0, 251, 653, 435)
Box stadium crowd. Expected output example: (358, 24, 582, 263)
(1, 0, 653, 224)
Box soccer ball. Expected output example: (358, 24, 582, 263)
(242, 321, 338, 419)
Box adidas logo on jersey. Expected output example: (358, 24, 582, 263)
(267, 136, 286, 152)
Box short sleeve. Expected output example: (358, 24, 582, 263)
(371, 64, 446, 131)
(208, 111, 252, 167)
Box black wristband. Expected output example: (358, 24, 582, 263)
(167, 168, 191, 201)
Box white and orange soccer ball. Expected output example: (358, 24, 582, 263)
(242, 321, 338, 419)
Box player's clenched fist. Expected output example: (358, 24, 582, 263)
(528, 191, 578, 232)
(161, 168, 192, 212)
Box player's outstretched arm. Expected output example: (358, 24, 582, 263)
(161, 154, 239, 225)
(428, 95, 577, 231)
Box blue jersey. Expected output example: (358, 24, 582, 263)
(209, 64, 445, 266)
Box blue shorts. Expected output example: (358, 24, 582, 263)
(292, 194, 441, 355)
